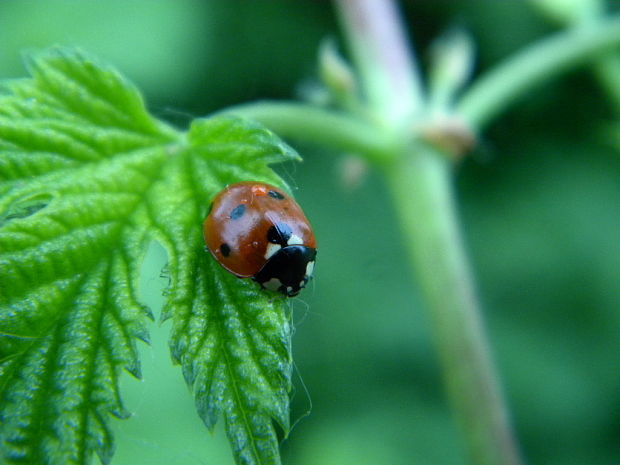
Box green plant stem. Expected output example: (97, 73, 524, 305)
(223, 93, 520, 465)
(335, 2, 523, 465)
(220, 5, 620, 465)
(532, 2, 620, 117)
(383, 144, 522, 465)
(223, 102, 395, 165)
(335, 0, 425, 124)
(458, 15, 620, 130)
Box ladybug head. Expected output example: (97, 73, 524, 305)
(253, 245, 317, 297)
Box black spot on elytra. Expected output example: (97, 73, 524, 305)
(267, 222, 292, 245)
(230, 204, 246, 220)
(268, 190, 285, 200)
(220, 243, 231, 257)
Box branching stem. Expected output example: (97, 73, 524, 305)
(225, 4, 620, 465)
(458, 15, 620, 130)
(383, 145, 522, 465)
(223, 102, 395, 165)
(335, 0, 425, 124)
(336, 2, 523, 465)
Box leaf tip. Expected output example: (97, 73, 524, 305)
(125, 359, 142, 380)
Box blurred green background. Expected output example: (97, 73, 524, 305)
(2, 1, 619, 464)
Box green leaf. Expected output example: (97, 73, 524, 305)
(0, 48, 297, 465)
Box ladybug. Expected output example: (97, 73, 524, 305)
(204, 181, 317, 297)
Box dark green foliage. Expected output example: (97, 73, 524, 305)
(0, 48, 296, 465)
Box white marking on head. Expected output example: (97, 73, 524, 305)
(299, 280, 305, 288)
(287, 234, 303, 245)
(262, 278, 282, 292)
(264, 243, 281, 259)
(286, 286, 293, 294)
(305, 261, 315, 278)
